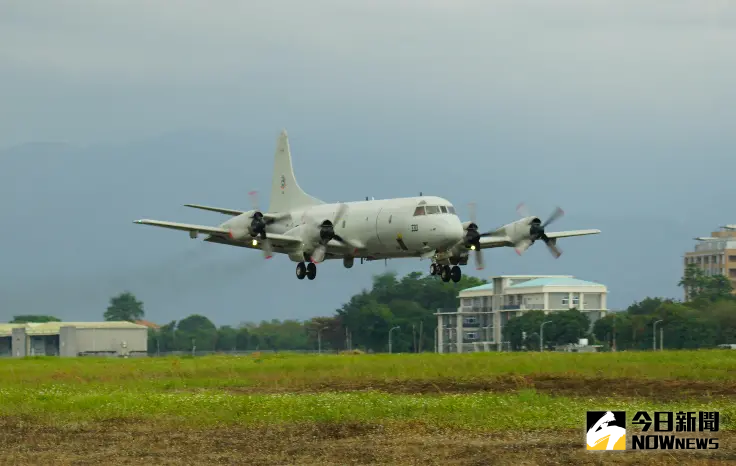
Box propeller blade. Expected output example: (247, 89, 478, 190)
(311, 245, 326, 263)
(248, 190, 260, 212)
(540, 234, 562, 258)
(468, 202, 477, 224)
(545, 240, 562, 259)
(474, 248, 485, 270)
(262, 238, 273, 259)
(333, 203, 349, 224)
(514, 238, 533, 255)
(516, 202, 530, 218)
(542, 207, 564, 228)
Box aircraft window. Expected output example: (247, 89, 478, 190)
(425, 206, 440, 215)
(447, 206, 456, 214)
(440, 206, 447, 213)
(413, 206, 426, 216)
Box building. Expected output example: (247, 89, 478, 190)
(0, 321, 148, 357)
(435, 275, 608, 353)
(684, 225, 736, 300)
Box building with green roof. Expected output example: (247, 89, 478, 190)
(435, 275, 608, 353)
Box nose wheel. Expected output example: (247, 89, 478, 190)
(296, 262, 317, 280)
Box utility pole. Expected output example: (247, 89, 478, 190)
(540, 321, 552, 352)
(653, 320, 663, 351)
(419, 321, 424, 353)
(317, 326, 327, 354)
(660, 327, 664, 351)
(388, 326, 400, 354)
(412, 324, 416, 353)
(191, 338, 196, 357)
(612, 317, 617, 352)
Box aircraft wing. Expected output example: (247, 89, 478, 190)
(477, 229, 601, 249)
(133, 219, 231, 237)
(544, 229, 601, 239)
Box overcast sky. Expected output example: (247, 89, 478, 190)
(1, 1, 735, 324)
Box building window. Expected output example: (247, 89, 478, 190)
(464, 317, 478, 325)
(561, 296, 569, 306)
(572, 294, 579, 306)
(466, 332, 478, 340)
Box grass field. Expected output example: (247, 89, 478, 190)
(1, 351, 735, 464)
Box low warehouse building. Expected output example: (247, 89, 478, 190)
(0, 321, 148, 357)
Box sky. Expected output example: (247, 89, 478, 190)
(1, 0, 735, 325)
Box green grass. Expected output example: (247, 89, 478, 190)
(2, 352, 735, 430)
(1, 350, 735, 391)
(1, 387, 732, 430)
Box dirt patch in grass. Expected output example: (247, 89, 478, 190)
(0, 418, 731, 465)
(218, 375, 736, 400)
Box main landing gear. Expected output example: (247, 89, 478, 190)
(296, 262, 317, 280)
(430, 263, 462, 283)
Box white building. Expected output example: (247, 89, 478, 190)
(0, 321, 148, 357)
(435, 275, 608, 353)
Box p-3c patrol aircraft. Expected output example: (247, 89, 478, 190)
(134, 130, 601, 282)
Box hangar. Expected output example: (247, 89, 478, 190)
(0, 321, 148, 357)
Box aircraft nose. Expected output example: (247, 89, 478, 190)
(438, 217, 464, 245)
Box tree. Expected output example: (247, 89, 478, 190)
(545, 309, 591, 347)
(216, 325, 238, 351)
(10, 315, 61, 323)
(104, 291, 144, 322)
(176, 314, 217, 352)
(679, 264, 734, 303)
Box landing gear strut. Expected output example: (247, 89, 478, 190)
(429, 263, 439, 276)
(296, 262, 317, 280)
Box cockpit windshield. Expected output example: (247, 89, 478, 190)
(413, 204, 457, 216)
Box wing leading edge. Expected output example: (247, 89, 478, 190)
(133, 219, 359, 256)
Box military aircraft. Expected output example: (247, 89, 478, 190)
(134, 130, 601, 282)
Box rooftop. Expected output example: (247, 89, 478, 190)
(0, 321, 147, 337)
(460, 276, 605, 294)
(507, 277, 605, 289)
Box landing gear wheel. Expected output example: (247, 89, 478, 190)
(296, 262, 307, 280)
(430, 263, 438, 276)
(440, 265, 451, 282)
(306, 262, 317, 280)
(451, 265, 462, 283)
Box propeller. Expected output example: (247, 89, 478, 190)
(247, 190, 273, 259)
(515, 203, 564, 258)
(304, 203, 359, 263)
(464, 202, 485, 270)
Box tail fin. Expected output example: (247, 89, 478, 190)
(267, 130, 324, 213)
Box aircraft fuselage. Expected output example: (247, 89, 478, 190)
(218, 195, 465, 262)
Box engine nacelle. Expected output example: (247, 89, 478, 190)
(503, 217, 541, 243)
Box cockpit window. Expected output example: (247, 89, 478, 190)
(440, 206, 447, 213)
(425, 205, 440, 214)
(447, 206, 456, 214)
(413, 206, 426, 216)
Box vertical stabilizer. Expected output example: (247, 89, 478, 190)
(267, 130, 324, 213)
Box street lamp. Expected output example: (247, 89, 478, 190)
(653, 320, 663, 351)
(388, 326, 400, 354)
(540, 321, 552, 352)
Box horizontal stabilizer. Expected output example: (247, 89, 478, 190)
(133, 219, 231, 237)
(184, 204, 244, 216)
